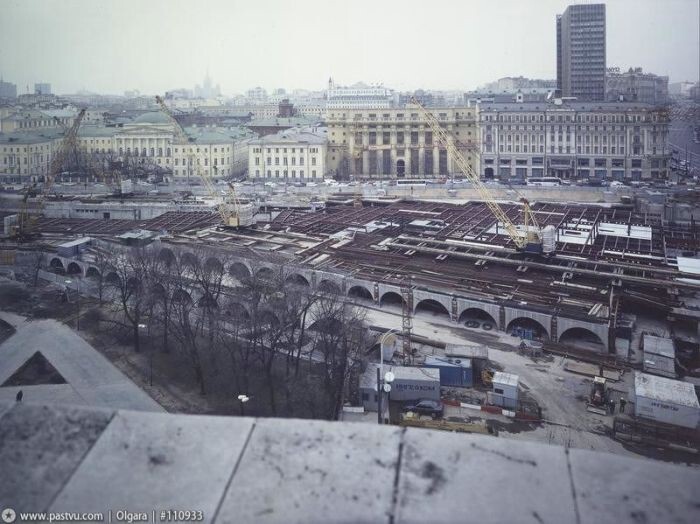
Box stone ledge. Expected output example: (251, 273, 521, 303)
(0, 403, 698, 524)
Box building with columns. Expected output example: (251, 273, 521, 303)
(0, 111, 254, 184)
(477, 99, 670, 182)
(325, 106, 478, 179)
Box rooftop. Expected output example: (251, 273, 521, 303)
(634, 372, 700, 408)
(493, 371, 519, 387)
(2, 402, 699, 523)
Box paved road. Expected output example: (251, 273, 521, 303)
(0, 311, 164, 412)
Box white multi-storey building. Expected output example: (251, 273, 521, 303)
(477, 99, 670, 182)
(248, 127, 327, 181)
(0, 111, 254, 183)
(326, 79, 394, 110)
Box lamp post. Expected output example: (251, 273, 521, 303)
(237, 394, 250, 416)
(64, 279, 80, 331)
(377, 330, 400, 424)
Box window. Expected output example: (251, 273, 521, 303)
(494, 388, 504, 395)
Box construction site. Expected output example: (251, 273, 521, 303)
(2, 97, 700, 458)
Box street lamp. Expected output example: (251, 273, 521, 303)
(64, 279, 80, 331)
(377, 330, 400, 424)
(237, 394, 250, 416)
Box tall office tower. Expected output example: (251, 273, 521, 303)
(556, 3, 606, 100)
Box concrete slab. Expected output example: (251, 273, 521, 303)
(50, 411, 254, 522)
(395, 429, 577, 524)
(0, 384, 86, 406)
(0, 401, 13, 419)
(0, 318, 163, 412)
(0, 403, 113, 512)
(216, 418, 402, 524)
(569, 448, 700, 524)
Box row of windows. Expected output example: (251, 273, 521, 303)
(254, 156, 316, 166)
(482, 113, 658, 124)
(253, 169, 318, 179)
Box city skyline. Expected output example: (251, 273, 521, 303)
(0, 0, 697, 96)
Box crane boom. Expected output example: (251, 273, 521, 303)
(155, 96, 251, 228)
(411, 99, 544, 252)
(15, 109, 86, 239)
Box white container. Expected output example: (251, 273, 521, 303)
(542, 225, 556, 254)
(632, 372, 700, 429)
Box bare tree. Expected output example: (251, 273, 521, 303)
(26, 250, 46, 287)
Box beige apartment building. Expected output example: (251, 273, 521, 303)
(325, 105, 479, 179)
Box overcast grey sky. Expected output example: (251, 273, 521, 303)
(0, 0, 697, 95)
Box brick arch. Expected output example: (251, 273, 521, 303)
(85, 266, 101, 279)
(158, 247, 176, 266)
(256, 266, 276, 280)
(348, 285, 373, 300)
(224, 301, 250, 320)
(229, 261, 252, 280)
(49, 257, 65, 273)
(285, 273, 310, 288)
(318, 279, 341, 295)
(380, 291, 405, 307)
(414, 298, 451, 317)
(559, 327, 604, 347)
(506, 317, 550, 339)
(66, 262, 82, 275)
(458, 307, 497, 326)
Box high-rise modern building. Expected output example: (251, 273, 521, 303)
(556, 4, 606, 101)
(0, 78, 17, 99)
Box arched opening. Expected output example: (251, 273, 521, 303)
(396, 159, 405, 177)
(380, 291, 405, 308)
(85, 267, 101, 279)
(257, 266, 275, 281)
(172, 288, 193, 304)
(559, 327, 604, 351)
(348, 285, 373, 301)
(151, 283, 166, 298)
(285, 273, 310, 288)
(180, 252, 198, 269)
(459, 308, 497, 329)
(66, 262, 82, 276)
(225, 302, 250, 321)
(484, 167, 494, 179)
(415, 299, 451, 318)
(204, 257, 224, 274)
(308, 317, 343, 334)
(198, 293, 218, 309)
(229, 262, 251, 281)
(49, 258, 65, 273)
(318, 279, 341, 295)
(506, 317, 549, 340)
(259, 309, 280, 327)
(105, 272, 121, 286)
(158, 248, 175, 266)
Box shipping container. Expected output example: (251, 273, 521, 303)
(631, 372, 700, 429)
(423, 356, 473, 387)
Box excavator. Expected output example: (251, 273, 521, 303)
(155, 96, 254, 228)
(411, 99, 555, 256)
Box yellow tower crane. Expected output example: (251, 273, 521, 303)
(14, 109, 86, 240)
(155, 96, 253, 228)
(411, 99, 552, 255)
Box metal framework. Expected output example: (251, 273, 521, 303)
(410, 98, 542, 251)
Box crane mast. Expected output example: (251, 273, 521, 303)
(15, 109, 86, 239)
(411, 99, 548, 254)
(155, 96, 251, 228)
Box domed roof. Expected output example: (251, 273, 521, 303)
(131, 111, 171, 124)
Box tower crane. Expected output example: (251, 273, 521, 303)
(411, 99, 554, 255)
(14, 109, 86, 240)
(155, 96, 253, 228)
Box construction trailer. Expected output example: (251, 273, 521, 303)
(423, 355, 473, 388)
(641, 334, 677, 378)
(489, 372, 520, 409)
(359, 363, 440, 412)
(445, 344, 489, 378)
(631, 372, 700, 429)
(57, 237, 92, 257)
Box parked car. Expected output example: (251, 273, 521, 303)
(402, 399, 444, 419)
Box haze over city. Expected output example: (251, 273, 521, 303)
(0, 0, 698, 95)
